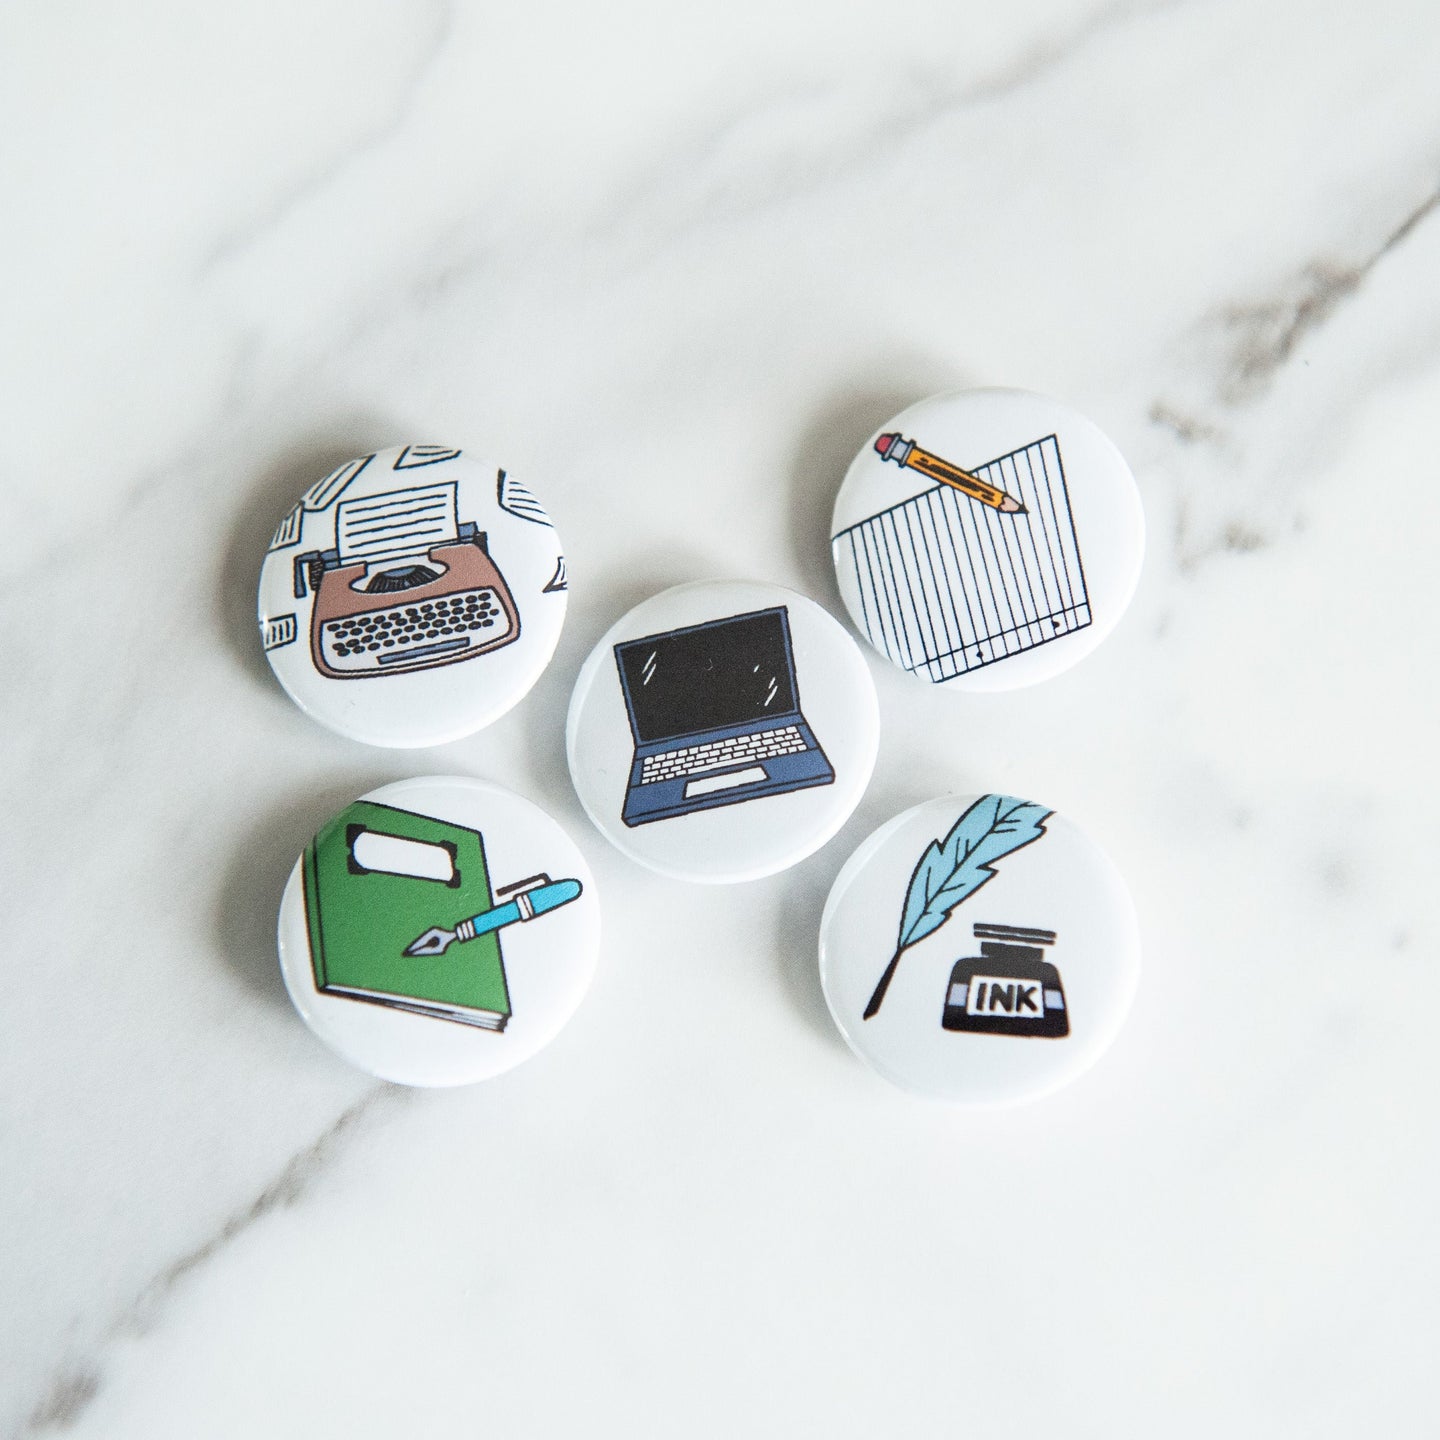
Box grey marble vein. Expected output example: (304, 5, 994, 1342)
(1149, 173, 1440, 573)
(1220, 180, 1440, 402)
(18, 1090, 398, 1439)
(198, 0, 455, 274)
(546, 0, 1189, 259)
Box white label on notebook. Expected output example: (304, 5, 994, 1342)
(349, 830, 456, 883)
(336, 482, 461, 567)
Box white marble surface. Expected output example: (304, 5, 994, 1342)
(4, 2, 1439, 1435)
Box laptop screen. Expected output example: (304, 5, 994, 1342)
(616, 607, 798, 745)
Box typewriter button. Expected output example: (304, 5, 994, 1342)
(565, 579, 879, 883)
(818, 794, 1140, 1104)
(277, 775, 601, 1086)
(257, 445, 569, 747)
(831, 388, 1144, 692)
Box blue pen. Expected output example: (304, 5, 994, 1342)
(403, 874, 583, 957)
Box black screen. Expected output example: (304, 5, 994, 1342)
(616, 608, 797, 744)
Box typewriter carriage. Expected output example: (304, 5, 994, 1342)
(295, 524, 522, 679)
(293, 521, 491, 600)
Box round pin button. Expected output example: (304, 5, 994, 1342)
(831, 389, 1144, 690)
(819, 794, 1139, 1103)
(257, 445, 569, 747)
(277, 776, 599, 1086)
(566, 580, 879, 883)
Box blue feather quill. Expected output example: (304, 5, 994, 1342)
(863, 795, 1052, 1019)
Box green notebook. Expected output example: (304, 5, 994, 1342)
(303, 800, 512, 1029)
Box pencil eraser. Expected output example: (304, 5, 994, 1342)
(831, 389, 1144, 691)
(256, 445, 569, 747)
(818, 794, 1140, 1104)
(565, 579, 879, 883)
(276, 776, 600, 1085)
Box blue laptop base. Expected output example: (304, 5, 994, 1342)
(621, 719, 835, 827)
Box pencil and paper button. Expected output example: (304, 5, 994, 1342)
(832, 389, 1144, 691)
(818, 793, 1140, 1104)
(565, 579, 879, 884)
(256, 445, 570, 747)
(276, 776, 600, 1086)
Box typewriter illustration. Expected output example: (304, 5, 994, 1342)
(941, 923, 1069, 1038)
(293, 481, 520, 679)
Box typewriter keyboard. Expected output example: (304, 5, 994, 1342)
(320, 589, 512, 672)
(640, 725, 807, 785)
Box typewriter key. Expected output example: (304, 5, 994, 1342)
(830, 389, 1144, 691)
(257, 445, 569, 747)
(818, 794, 1140, 1104)
(276, 775, 600, 1085)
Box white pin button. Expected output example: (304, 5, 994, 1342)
(566, 580, 879, 883)
(819, 794, 1139, 1103)
(257, 445, 569, 747)
(277, 776, 599, 1086)
(831, 389, 1143, 690)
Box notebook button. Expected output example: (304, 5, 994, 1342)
(818, 793, 1140, 1103)
(256, 446, 569, 747)
(831, 389, 1144, 691)
(276, 775, 600, 1086)
(566, 579, 879, 883)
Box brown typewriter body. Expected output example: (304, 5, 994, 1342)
(302, 534, 521, 679)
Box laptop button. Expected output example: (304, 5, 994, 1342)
(566, 579, 879, 883)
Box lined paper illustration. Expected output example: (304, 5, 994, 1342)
(335, 482, 461, 567)
(832, 434, 1090, 682)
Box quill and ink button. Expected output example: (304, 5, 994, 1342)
(818, 794, 1140, 1103)
(256, 445, 570, 747)
(276, 775, 600, 1086)
(565, 580, 879, 883)
(831, 389, 1144, 691)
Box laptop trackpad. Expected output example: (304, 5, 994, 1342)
(685, 766, 767, 799)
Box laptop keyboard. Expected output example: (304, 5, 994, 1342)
(639, 725, 807, 785)
(319, 589, 512, 672)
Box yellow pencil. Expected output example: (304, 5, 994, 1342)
(874, 433, 1026, 514)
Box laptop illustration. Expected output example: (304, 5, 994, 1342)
(613, 606, 835, 827)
